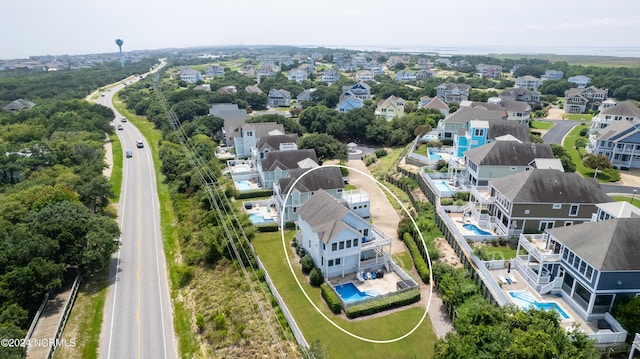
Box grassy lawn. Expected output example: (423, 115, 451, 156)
(369, 147, 408, 179)
(563, 123, 596, 178)
(610, 195, 640, 205)
(413, 144, 428, 156)
(563, 113, 593, 121)
(113, 96, 199, 356)
(252, 230, 436, 359)
(531, 121, 553, 130)
(109, 133, 123, 198)
(483, 245, 518, 260)
(53, 270, 109, 359)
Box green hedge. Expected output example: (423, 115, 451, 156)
(235, 189, 273, 199)
(403, 232, 430, 284)
(345, 288, 420, 319)
(320, 283, 342, 314)
(255, 223, 279, 232)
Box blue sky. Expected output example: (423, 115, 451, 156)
(2, 0, 640, 59)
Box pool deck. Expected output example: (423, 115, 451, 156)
(490, 268, 599, 335)
(245, 203, 279, 223)
(330, 271, 403, 297)
(235, 179, 261, 191)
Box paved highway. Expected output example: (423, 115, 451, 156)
(97, 65, 177, 359)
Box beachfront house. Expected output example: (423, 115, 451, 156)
(481, 169, 611, 236)
(233, 122, 285, 159)
(274, 167, 345, 223)
(514, 218, 640, 324)
(257, 149, 318, 189)
(296, 190, 391, 279)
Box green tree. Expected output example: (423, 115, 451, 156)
(582, 154, 613, 170)
(297, 133, 347, 162)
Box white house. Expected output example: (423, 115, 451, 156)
(296, 190, 391, 279)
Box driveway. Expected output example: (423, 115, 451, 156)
(345, 159, 404, 253)
(541, 120, 580, 145)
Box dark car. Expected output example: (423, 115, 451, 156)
(117, 125, 124, 130)
(125, 150, 133, 158)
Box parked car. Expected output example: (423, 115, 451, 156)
(126, 150, 133, 158)
(136, 140, 144, 148)
(117, 125, 124, 130)
(121, 117, 127, 122)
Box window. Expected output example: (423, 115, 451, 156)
(328, 259, 334, 266)
(564, 221, 573, 226)
(335, 258, 341, 265)
(363, 229, 369, 236)
(474, 128, 485, 137)
(332, 243, 337, 251)
(339, 242, 344, 250)
(553, 203, 562, 209)
(293, 207, 297, 213)
(353, 238, 358, 247)
(346, 240, 351, 248)
(539, 221, 555, 231)
(569, 204, 579, 216)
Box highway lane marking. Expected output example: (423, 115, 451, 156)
(106, 104, 129, 359)
(145, 139, 170, 359)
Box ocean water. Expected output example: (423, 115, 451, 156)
(330, 45, 640, 58)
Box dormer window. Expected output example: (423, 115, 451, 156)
(474, 129, 485, 137)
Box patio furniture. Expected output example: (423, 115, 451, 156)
(498, 275, 508, 284)
(507, 274, 517, 284)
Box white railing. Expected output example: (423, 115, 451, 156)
(587, 313, 628, 345)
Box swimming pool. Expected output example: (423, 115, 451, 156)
(334, 282, 378, 303)
(233, 164, 251, 172)
(249, 213, 274, 224)
(463, 223, 492, 235)
(235, 180, 252, 191)
(421, 134, 437, 142)
(434, 181, 454, 193)
(429, 152, 443, 161)
(509, 291, 570, 320)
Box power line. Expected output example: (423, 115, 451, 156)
(152, 73, 298, 358)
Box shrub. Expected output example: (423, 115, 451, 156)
(602, 167, 621, 182)
(574, 138, 588, 148)
(309, 268, 324, 286)
(345, 289, 420, 319)
(364, 153, 377, 166)
(320, 283, 342, 314)
(579, 128, 588, 136)
(435, 160, 448, 171)
(440, 198, 454, 206)
(175, 264, 195, 288)
(452, 192, 470, 201)
(374, 148, 388, 157)
(300, 255, 314, 274)
(235, 189, 274, 199)
(195, 313, 205, 332)
(255, 223, 279, 232)
(403, 232, 430, 283)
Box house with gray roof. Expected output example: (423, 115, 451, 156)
(341, 82, 371, 102)
(267, 89, 292, 107)
(3, 99, 35, 112)
(464, 141, 555, 187)
(258, 149, 318, 189)
(592, 201, 640, 222)
(209, 103, 248, 147)
(589, 100, 640, 131)
(256, 134, 299, 160)
(421, 97, 449, 117)
(233, 122, 285, 159)
(515, 217, 640, 329)
(436, 83, 470, 104)
(274, 167, 346, 222)
(564, 86, 607, 114)
(499, 87, 541, 103)
(568, 75, 591, 88)
(485, 169, 611, 236)
(295, 189, 392, 280)
(586, 120, 640, 169)
(438, 106, 508, 140)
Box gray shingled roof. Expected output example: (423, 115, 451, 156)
(547, 218, 640, 271)
(487, 120, 530, 142)
(443, 107, 507, 124)
(241, 122, 285, 138)
(490, 169, 612, 203)
(297, 189, 359, 243)
(261, 149, 318, 171)
(257, 134, 299, 152)
(600, 101, 640, 117)
(595, 120, 637, 141)
(465, 141, 554, 166)
(277, 167, 344, 194)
